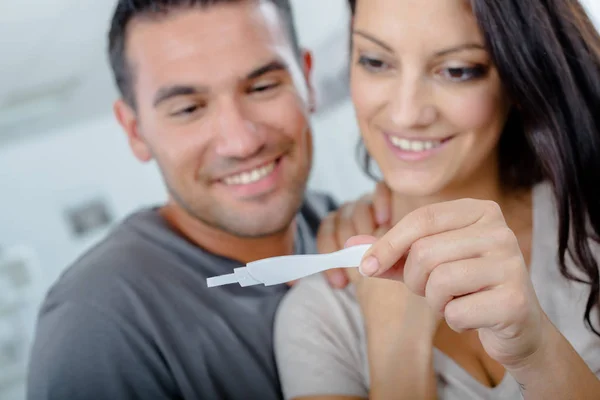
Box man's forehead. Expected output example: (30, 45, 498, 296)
(127, 3, 289, 59)
(127, 4, 292, 78)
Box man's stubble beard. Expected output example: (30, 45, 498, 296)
(165, 169, 309, 239)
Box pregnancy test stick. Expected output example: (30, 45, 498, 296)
(207, 244, 371, 288)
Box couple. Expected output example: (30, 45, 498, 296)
(28, 0, 600, 399)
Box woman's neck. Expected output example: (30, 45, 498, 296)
(390, 167, 534, 265)
(391, 175, 510, 224)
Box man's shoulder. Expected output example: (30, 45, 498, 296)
(43, 209, 184, 312)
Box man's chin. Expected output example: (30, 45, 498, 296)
(216, 192, 303, 238)
(213, 211, 295, 238)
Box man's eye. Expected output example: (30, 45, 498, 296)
(171, 104, 202, 117)
(249, 82, 281, 93)
(357, 55, 389, 72)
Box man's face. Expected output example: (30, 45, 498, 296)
(115, 2, 314, 237)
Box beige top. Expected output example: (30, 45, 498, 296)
(274, 183, 600, 399)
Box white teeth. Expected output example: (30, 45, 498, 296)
(390, 136, 442, 152)
(411, 141, 424, 152)
(223, 162, 276, 185)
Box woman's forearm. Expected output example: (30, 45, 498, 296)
(360, 287, 438, 400)
(508, 317, 600, 399)
(366, 323, 437, 400)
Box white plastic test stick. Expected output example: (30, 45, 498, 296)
(206, 244, 371, 288)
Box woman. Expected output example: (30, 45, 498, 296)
(274, 0, 600, 399)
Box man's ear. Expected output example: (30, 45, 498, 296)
(113, 99, 153, 163)
(301, 49, 316, 113)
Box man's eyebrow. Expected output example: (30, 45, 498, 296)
(153, 85, 207, 108)
(246, 60, 287, 80)
(353, 29, 486, 57)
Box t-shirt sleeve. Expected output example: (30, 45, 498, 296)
(26, 300, 172, 400)
(274, 277, 368, 400)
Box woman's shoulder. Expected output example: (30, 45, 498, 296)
(275, 274, 364, 342)
(274, 276, 370, 400)
(278, 274, 360, 319)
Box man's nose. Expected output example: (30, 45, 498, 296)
(214, 97, 267, 158)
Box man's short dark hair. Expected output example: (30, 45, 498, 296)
(108, 0, 301, 108)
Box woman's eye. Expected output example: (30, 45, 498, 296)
(357, 55, 390, 72)
(441, 66, 487, 82)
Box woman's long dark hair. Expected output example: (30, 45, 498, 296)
(349, 0, 600, 337)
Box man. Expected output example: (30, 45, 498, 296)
(27, 1, 388, 399)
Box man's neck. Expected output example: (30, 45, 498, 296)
(159, 203, 297, 264)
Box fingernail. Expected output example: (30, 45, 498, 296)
(359, 256, 379, 276)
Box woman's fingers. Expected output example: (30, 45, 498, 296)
(317, 213, 349, 288)
(443, 286, 526, 333)
(424, 257, 506, 314)
(339, 196, 376, 242)
(403, 224, 512, 295)
(359, 198, 493, 277)
(316, 212, 339, 254)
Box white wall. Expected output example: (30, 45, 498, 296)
(0, 116, 166, 284)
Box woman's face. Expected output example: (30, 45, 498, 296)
(350, 0, 511, 196)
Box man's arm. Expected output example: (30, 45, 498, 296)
(27, 300, 173, 400)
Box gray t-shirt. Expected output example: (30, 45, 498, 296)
(27, 192, 336, 400)
(275, 183, 600, 399)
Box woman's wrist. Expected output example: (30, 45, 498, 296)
(366, 311, 437, 400)
(359, 283, 439, 343)
(505, 313, 555, 371)
(504, 314, 562, 391)
(504, 314, 600, 398)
